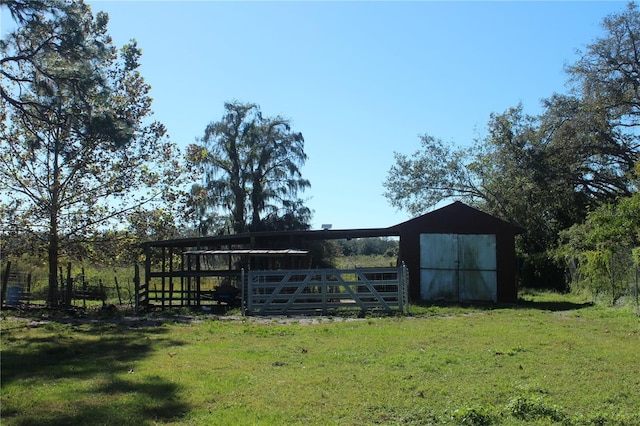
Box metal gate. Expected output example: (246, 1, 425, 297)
(420, 233, 497, 302)
(246, 265, 409, 315)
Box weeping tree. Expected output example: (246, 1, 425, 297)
(0, 0, 182, 304)
(188, 101, 311, 234)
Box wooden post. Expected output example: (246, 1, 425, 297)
(610, 252, 615, 305)
(144, 244, 151, 309)
(186, 253, 192, 307)
(180, 253, 185, 307)
(1, 261, 11, 307)
(99, 279, 105, 306)
(114, 276, 122, 305)
(635, 264, 639, 309)
(241, 268, 245, 316)
(161, 247, 166, 308)
(58, 266, 64, 307)
(26, 273, 32, 306)
(168, 248, 174, 307)
(196, 253, 201, 307)
(81, 267, 87, 308)
(134, 263, 140, 315)
(65, 263, 72, 307)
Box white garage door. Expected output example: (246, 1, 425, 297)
(420, 233, 497, 302)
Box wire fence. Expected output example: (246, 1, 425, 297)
(565, 250, 639, 307)
(1, 261, 137, 308)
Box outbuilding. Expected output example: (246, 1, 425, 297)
(140, 201, 523, 312)
(390, 201, 523, 304)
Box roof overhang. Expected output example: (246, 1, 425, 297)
(183, 249, 309, 256)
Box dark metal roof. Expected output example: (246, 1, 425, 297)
(143, 202, 524, 249)
(144, 227, 400, 249)
(388, 201, 525, 234)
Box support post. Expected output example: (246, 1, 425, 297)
(196, 253, 201, 307)
(144, 244, 151, 309)
(161, 247, 166, 308)
(168, 248, 174, 307)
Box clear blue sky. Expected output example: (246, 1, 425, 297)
(4, 1, 628, 230)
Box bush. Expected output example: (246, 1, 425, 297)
(507, 395, 567, 423)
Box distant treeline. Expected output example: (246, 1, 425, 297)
(336, 238, 398, 257)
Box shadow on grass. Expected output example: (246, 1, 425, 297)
(1, 318, 189, 425)
(410, 298, 594, 313)
(516, 298, 594, 312)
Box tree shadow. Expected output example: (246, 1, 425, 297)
(411, 298, 594, 313)
(1, 318, 190, 425)
(515, 298, 594, 312)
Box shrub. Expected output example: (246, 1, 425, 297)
(507, 395, 567, 423)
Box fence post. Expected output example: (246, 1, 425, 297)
(1, 261, 10, 307)
(134, 263, 140, 315)
(241, 268, 245, 316)
(114, 276, 122, 305)
(635, 264, 639, 309)
(58, 266, 64, 307)
(65, 263, 72, 307)
(401, 262, 410, 314)
(26, 273, 32, 306)
(99, 279, 105, 307)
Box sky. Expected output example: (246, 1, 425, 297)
(2, 1, 629, 231)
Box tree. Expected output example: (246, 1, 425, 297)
(0, 1, 182, 304)
(556, 178, 640, 303)
(189, 101, 311, 234)
(568, 2, 640, 128)
(383, 4, 640, 289)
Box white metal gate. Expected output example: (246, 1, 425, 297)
(246, 266, 409, 315)
(420, 234, 497, 302)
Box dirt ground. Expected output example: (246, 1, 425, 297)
(0, 304, 368, 328)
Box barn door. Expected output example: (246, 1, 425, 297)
(420, 234, 497, 302)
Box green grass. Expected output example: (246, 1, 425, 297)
(2, 293, 639, 425)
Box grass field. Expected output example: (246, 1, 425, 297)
(1, 292, 639, 425)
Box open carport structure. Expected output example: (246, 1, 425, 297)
(139, 202, 522, 314)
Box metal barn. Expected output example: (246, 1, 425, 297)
(390, 202, 523, 304)
(139, 202, 522, 314)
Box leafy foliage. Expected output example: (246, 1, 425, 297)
(383, 4, 640, 290)
(0, 1, 184, 303)
(188, 101, 311, 234)
(557, 173, 640, 303)
(337, 237, 399, 257)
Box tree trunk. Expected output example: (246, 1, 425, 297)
(48, 212, 59, 306)
(48, 137, 61, 306)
